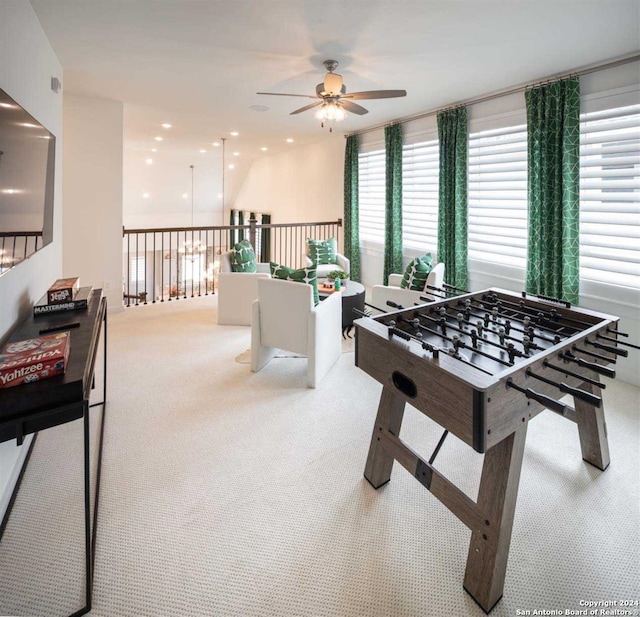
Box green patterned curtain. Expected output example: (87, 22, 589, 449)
(383, 124, 403, 284)
(229, 209, 235, 248)
(525, 77, 580, 304)
(437, 107, 468, 290)
(343, 135, 361, 281)
(238, 210, 245, 242)
(260, 213, 271, 263)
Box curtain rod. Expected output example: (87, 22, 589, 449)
(345, 52, 640, 138)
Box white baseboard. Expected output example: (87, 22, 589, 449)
(0, 434, 34, 524)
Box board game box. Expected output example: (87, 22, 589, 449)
(0, 331, 71, 389)
(47, 277, 80, 304)
(34, 286, 92, 316)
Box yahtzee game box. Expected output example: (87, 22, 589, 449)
(0, 331, 71, 389)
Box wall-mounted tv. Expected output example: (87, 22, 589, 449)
(0, 87, 55, 276)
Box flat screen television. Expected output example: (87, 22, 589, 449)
(0, 87, 55, 276)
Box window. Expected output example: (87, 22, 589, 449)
(402, 139, 439, 252)
(468, 124, 528, 267)
(358, 149, 385, 244)
(130, 256, 145, 283)
(579, 104, 640, 289)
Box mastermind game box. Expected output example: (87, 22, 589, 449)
(0, 331, 71, 389)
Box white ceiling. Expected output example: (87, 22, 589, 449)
(30, 0, 640, 163)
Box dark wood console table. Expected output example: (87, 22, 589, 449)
(0, 289, 107, 617)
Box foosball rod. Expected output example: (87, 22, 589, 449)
(483, 293, 592, 329)
(456, 296, 577, 339)
(505, 378, 568, 415)
(437, 302, 556, 346)
(607, 327, 629, 337)
(419, 309, 535, 357)
(572, 344, 617, 363)
(542, 360, 606, 390)
(386, 323, 495, 376)
(482, 292, 588, 329)
(397, 314, 514, 367)
(585, 338, 628, 357)
(559, 351, 616, 379)
(525, 369, 602, 408)
(596, 333, 640, 350)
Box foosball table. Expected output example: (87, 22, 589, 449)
(354, 287, 636, 612)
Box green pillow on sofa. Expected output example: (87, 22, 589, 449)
(270, 262, 319, 305)
(230, 239, 257, 273)
(400, 254, 433, 291)
(307, 237, 338, 266)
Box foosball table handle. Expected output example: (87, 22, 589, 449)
(506, 378, 567, 415)
(560, 352, 616, 379)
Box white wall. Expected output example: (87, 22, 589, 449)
(63, 94, 123, 308)
(123, 148, 225, 229)
(0, 0, 63, 520)
(233, 136, 345, 231)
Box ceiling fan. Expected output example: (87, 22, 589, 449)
(257, 60, 407, 129)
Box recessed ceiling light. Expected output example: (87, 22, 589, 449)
(233, 152, 240, 157)
(145, 158, 153, 165)
(161, 123, 172, 129)
(260, 147, 268, 152)
(143, 193, 150, 199)
(230, 131, 239, 137)
(182, 193, 188, 199)
(154, 136, 163, 141)
(213, 142, 220, 147)
(200, 149, 207, 153)
(151, 148, 158, 152)
(249, 104, 269, 112)
(228, 164, 235, 169)
(286, 138, 294, 143)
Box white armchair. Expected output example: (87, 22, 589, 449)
(304, 252, 350, 279)
(251, 278, 342, 388)
(371, 263, 446, 312)
(217, 249, 271, 326)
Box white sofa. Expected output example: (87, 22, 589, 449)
(217, 249, 270, 326)
(371, 262, 446, 312)
(251, 277, 342, 388)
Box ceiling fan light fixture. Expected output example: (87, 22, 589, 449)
(323, 72, 343, 97)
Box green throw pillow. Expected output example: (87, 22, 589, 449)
(270, 262, 319, 305)
(307, 237, 337, 266)
(400, 254, 433, 291)
(230, 239, 257, 273)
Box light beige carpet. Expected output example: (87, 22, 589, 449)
(0, 295, 638, 617)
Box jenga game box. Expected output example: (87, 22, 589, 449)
(0, 331, 71, 389)
(47, 278, 80, 304)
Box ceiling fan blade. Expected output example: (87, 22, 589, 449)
(290, 101, 323, 115)
(256, 92, 318, 99)
(340, 100, 369, 115)
(343, 89, 407, 100)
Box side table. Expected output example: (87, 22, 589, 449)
(318, 280, 366, 338)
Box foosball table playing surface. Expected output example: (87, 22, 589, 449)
(354, 287, 635, 612)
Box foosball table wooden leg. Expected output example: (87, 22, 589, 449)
(364, 387, 406, 489)
(574, 381, 610, 471)
(463, 425, 528, 613)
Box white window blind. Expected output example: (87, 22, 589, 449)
(579, 104, 640, 289)
(402, 139, 439, 252)
(130, 256, 145, 283)
(468, 124, 528, 268)
(358, 149, 385, 245)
